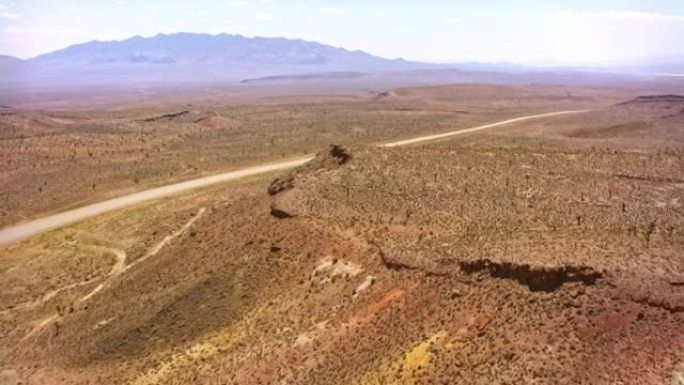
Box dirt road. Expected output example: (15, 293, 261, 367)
(380, 109, 592, 147)
(0, 109, 589, 247)
(0, 160, 309, 247)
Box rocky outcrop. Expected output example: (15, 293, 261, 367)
(141, 110, 190, 122)
(621, 95, 684, 105)
(270, 190, 301, 218)
(268, 174, 295, 196)
(378, 248, 450, 276)
(268, 145, 352, 218)
(459, 258, 604, 292)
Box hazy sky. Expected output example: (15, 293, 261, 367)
(1, 0, 683, 63)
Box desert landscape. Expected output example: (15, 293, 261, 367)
(2, 2, 684, 383)
(0, 84, 633, 228)
(1, 82, 683, 384)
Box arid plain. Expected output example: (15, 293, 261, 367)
(1, 84, 683, 384)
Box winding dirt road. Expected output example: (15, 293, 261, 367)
(0, 109, 590, 247)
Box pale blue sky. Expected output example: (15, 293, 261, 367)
(1, 0, 683, 63)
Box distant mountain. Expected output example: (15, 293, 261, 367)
(615, 55, 684, 76)
(6, 33, 435, 87)
(535, 56, 684, 76)
(33, 33, 413, 68)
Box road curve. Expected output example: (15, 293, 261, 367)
(0, 109, 590, 247)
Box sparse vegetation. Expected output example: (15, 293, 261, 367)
(1, 85, 683, 385)
(0, 84, 629, 227)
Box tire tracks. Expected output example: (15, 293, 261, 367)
(19, 208, 206, 341)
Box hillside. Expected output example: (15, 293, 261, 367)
(3, 132, 683, 385)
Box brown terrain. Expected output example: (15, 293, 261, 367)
(0, 84, 629, 228)
(1, 84, 683, 385)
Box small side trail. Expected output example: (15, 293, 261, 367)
(0, 246, 125, 317)
(19, 208, 206, 341)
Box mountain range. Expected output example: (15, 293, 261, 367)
(1, 33, 683, 92)
(1, 33, 438, 87)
